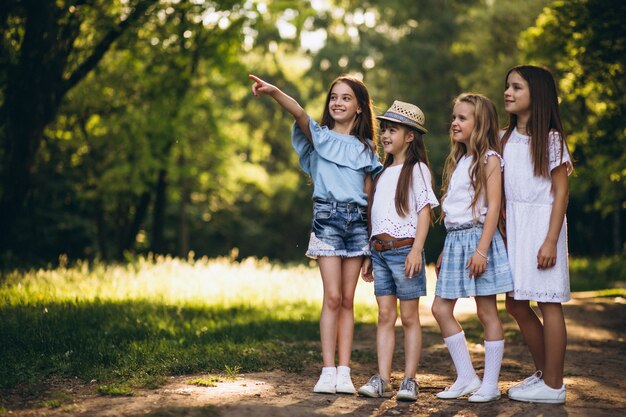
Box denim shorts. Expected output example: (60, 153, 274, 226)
(371, 245, 427, 300)
(305, 199, 370, 258)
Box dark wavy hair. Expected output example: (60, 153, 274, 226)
(320, 75, 377, 152)
(374, 120, 434, 217)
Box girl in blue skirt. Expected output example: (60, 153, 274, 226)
(431, 93, 514, 403)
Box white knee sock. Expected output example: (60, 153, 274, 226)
(478, 339, 504, 395)
(444, 331, 477, 388)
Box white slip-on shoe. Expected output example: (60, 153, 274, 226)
(436, 375, 482, 399)
(508, 380, 566, 404)
(313, 371, 336, 394)
(507, 370, 543, 396)
(468, 390, 501, 403)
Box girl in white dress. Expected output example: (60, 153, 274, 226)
(502, 65, 573, 404)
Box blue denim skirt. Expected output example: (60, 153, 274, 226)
(306, 199, 370, 258)
(436, 224, 514, 299)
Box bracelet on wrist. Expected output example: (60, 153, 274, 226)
(475, 248, 489, 262)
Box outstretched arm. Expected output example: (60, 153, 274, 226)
(248, 74, 311, 141)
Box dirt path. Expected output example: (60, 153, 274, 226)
(5, 295, 626, 417)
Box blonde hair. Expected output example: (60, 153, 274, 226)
(441, 93, 501, 221)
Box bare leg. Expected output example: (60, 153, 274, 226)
(506, 295, 545, 372)
(431, 296, 461, 337)
(399, 298, 421, 378)
(475, 295, 503, 341)
(376, 295, 398, 381)
(537, 302, 566, 388)
(318, 256, 343, 367)
(336, 256, 362, 366)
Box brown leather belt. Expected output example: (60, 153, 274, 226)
(371, 238, 415, 252)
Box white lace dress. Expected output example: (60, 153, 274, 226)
(502, 128, 573, 302)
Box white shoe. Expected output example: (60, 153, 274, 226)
(336, 371, 356, 394)
(358, 375, 393, 398)
(313, 371, 336, 394)
(508, 380, 566, 404)
(396, 376, 419, 402)
(468, 390, 501, 403)
(507, 370, 542, 396)
(436, 375, 481, 399)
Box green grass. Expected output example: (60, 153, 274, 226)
(0, 253, 621, 398)
(0, 256, 379, 392)
(569, 255, 626, 291)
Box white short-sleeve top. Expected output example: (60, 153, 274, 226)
(442, 150, 503, 229)
(370, 162, 439, 238)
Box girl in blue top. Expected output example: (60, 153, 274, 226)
(249, 74, 383, 394)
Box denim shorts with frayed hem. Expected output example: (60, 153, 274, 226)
(305, 200, 370, 259)
(371, 245, 427, 300)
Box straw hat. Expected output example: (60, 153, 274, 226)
(377, 100, 427, 133)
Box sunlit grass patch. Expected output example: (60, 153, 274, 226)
(98, 383, 135, 396)
(34, 390, 74, 408)
(0, 256, 385, 391)
(188, 376, 221, 387)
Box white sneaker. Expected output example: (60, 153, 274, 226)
(396, 376, 419, 402)
(336, 370, 356, 394)
(358, 375, 393, 398)
(508, 380, 566, 404)
(313, 371, 336, 394)
(507, 370, 542, 396)
(436, 375, 481, 399)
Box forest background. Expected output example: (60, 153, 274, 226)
(1, 0, 624, 275)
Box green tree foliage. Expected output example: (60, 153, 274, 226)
(520, 0, 626, 254)
(0, 0, 159, 254)
(0, 0, 622, 265)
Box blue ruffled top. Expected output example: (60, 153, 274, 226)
(292, 117, 383, 206)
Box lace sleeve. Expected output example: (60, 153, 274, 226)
(412, 163, 439, 212)
(548, 131, 573, 175)
(483, 149, 504, 171)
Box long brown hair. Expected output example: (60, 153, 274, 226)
(320, 75, 377, 152)
(441, 93, 501, 221)
(372, 120, 434, 217)
(501, 65, 572, 177)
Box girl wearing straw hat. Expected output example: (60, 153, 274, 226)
(431, 93, 513, 403)
(249, 74, 382, 394)
(358, 101, 439, 401)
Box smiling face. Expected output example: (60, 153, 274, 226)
(328, 81, 360, 125)
(380, 121, 413, 162)
(504, 70, 531, 118)
(450, 101, 475, 146)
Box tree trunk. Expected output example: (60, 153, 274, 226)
(150, 169, 168, 254)
(613, 202, 622, 254)
(178, 154, 190, 258)
(123, 191, 152, 253)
